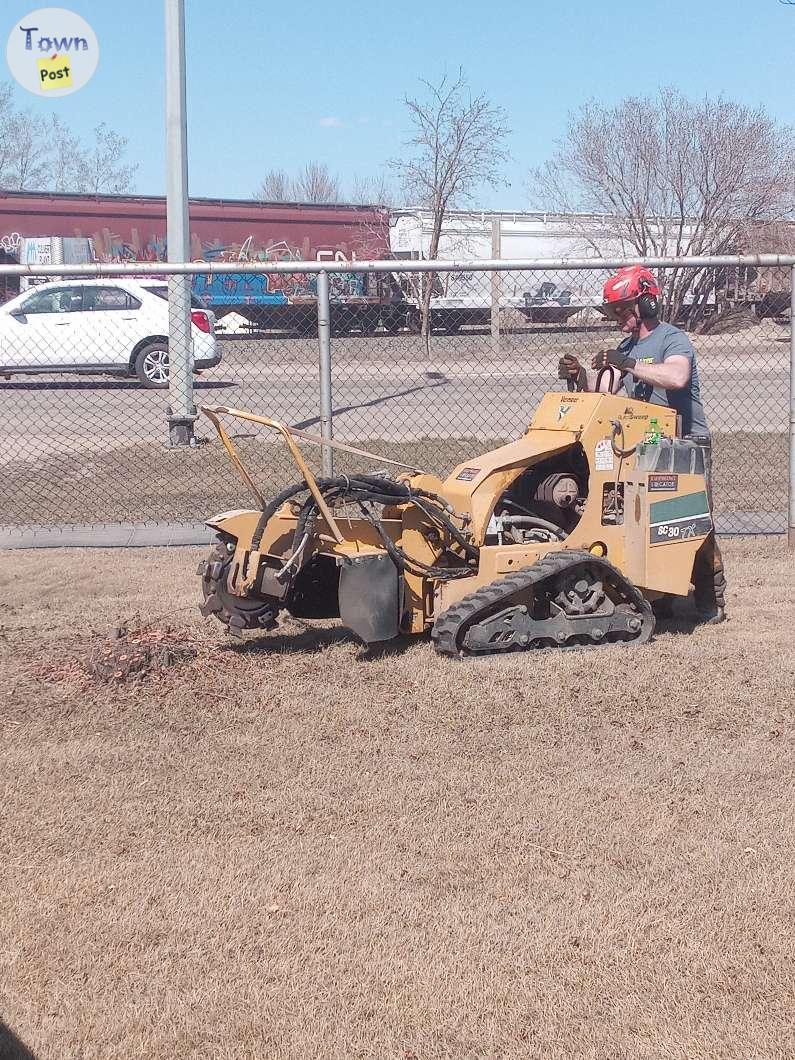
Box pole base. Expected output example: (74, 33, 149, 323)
(788, 526, 795, 550)
(167, 414, 197, 448)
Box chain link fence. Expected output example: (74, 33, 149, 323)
(0, 257, 792, 545)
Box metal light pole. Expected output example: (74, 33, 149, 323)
(790, 265, 795, 548)
(164, 0, 195, 446)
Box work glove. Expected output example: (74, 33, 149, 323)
(558, 354, 582, 380)
(592, 349, 636, 372)
(558, 355, 588, 391)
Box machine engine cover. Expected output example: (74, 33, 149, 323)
(338, 553, 402, 643)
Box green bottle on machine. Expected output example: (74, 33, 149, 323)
(643, 417, 661, 445)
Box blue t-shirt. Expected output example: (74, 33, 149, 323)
(619, 321, 709, 437)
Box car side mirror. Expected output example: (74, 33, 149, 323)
(8, 306, 26, 318)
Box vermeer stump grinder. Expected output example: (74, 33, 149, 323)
(197, 388, 718, 658)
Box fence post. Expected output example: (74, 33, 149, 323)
(490, 218, 501, 353)
(316, 269, 334, 478)
(789, 265, 795, 548)
(164, 0, 195, 447)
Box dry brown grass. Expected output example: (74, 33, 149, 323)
(0, 430, 786, 526)
(1, 539, 794, 1059)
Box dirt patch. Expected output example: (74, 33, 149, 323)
(0, 539, 794, 1058)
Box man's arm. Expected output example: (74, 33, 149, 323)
(593, 351, 692, 390)
(629, 355, 691, 390)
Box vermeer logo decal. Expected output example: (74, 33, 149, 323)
(7, 8, 98, 97)
(649, 490, 712, 545)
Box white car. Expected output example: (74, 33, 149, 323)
(0, 279, 220, 389)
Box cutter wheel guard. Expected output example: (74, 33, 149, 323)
(197, 393, 720, 658)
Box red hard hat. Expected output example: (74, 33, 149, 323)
(602, 265, 660, 307)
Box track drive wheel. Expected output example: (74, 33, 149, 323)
(432, 550, 655, 658)
(197, 539, 280, 637)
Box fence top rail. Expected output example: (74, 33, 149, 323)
(0, 254, 794, 278)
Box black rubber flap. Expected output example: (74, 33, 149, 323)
(338, 553, 401, 643)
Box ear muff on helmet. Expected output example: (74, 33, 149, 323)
(637, 277, 659, 319)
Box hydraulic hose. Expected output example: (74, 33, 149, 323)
(498, 515, 566, 541)
(610, 420, 637, 459)
(251, 475, 479, 578)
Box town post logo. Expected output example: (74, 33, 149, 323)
(38, 52, 72, 91)
(6, 8, 99, 97)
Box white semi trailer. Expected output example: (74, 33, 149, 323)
(389, 209, 605, 330)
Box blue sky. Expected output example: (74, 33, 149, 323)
(4, 0, 795, 208)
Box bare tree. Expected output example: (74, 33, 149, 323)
(255, 162, 342, 203)
(390, 71, 510, 352)
(0, 83, 18, 187)
(9, 110, 50, 189)
(256, 168, 294, 202)
(73, 124, 137, 194)
(47, 115, 84, 192)
(349, 172, 396, 205)
(292, 161, 341, 203)
(0, 88, 50, 190)
(531, 88, 795, 328)
(0, 82, 136, 195)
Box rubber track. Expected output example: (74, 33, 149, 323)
(430, 549, 653, 658)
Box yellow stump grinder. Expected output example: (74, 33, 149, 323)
(197, 388, 719, 658)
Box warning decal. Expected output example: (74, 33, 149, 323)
(648, 473, 678, 492)
(594, 438, 614, 472)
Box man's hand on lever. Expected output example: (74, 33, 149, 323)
(558, 355, 588, 392)
(591, 349, 636, 373)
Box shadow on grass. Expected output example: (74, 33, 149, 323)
(0, 1020, 37, 1060)
(652, 595, 720, 638)
(218, 616, 717, 660)
(653, 614, 702, 637)
(219, 622, 424, 660)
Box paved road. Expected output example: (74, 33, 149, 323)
(0, 333, 789, 461)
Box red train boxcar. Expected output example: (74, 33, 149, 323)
(0, 191, 404, 332)
(0, 190, 389, 262)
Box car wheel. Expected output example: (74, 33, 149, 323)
(135, 342, 169, 389)
(405, 308, 421, 334)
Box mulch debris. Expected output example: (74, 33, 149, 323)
(29, 622, 202, 687)
(88, 624, 199, 683)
